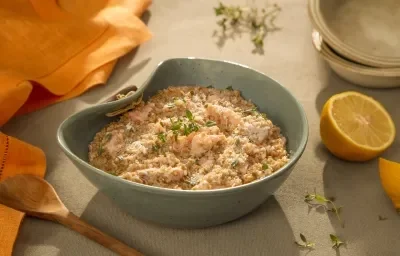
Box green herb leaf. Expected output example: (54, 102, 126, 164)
(186, 109, 194, 121)
(104, 133, 112, 142)
(226, 85, 234, 91)
(167, 102, 175, 108)
(205, 120, 217, 127)
(214, 2, 225, 16)
(304, 189, 344, 227)
(183, 124, 190, 136)
(213, 3, 282, 53)
(330, 234, 345, 249)
(260, 113, 267, 119)
(97, 145, 104, 155)
(170, 118, 182, 131)
(235, 139, 240, 146)
(231, 159, 239, 168)
(314, 194, 329, 203)
(295, 234, 315, 250)
(262, 163, 269, 170)
(207, 85, 214, 88)
(243, 107, 257, 115)
(152, 143, 160, 151)
(158, 133, 167, 143)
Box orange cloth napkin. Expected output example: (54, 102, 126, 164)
(0, 0, 152, 255)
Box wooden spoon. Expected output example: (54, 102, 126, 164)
(0, 174, 143, 256)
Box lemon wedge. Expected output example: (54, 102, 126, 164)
(379, 158, 400, 214)
(320, 91, 395, 161)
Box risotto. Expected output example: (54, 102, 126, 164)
(88, 86, 289, 190)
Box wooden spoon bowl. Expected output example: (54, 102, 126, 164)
(0, 174, 143, 256)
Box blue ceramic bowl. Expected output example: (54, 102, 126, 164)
(57, 58, 308, 228)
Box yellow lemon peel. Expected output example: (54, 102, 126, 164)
(320, 91, 396, 162)
(379, 158, 400, 214)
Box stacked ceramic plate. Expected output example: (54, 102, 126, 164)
(308, 0, 400, 88)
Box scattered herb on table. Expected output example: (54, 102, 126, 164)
(213, 2, 282, 53)
(330, 234, 345, 249)
(304, 189, 344, 227)
(295, 233, 315, 250)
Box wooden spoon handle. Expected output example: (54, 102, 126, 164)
(55, 212, 143, 256)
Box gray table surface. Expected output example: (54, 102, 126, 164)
(4, 0, 400, 255)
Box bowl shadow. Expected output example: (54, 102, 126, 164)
(68, 191, 301, 256)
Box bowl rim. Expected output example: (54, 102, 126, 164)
(311, 30, 400, 77)
(57, 57, 309, 196)
(308, 0, 400, 68)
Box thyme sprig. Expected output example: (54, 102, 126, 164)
(330, 234, 345, 249)
(213, 2, 282, 54)
(305, 189, 344, 227)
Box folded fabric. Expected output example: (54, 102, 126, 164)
(0, 0, 152, 255)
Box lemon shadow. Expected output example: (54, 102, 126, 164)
(321, 155, 400, 256)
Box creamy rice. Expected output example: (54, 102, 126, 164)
(88, 86, 289, 190)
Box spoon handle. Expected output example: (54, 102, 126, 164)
(55, 212, 143, 256)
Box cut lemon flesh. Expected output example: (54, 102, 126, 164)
(379, 158, 400, 214)
(320, 91, 395, 161)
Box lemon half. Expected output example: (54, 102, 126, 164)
(320, 91, 395, 162)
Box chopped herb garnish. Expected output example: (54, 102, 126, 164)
(97, 145, 104, 155)
(330, 234, 345, 249)
(260, 113, 267, 119)
(186, 109, 194, 121)
(170, 119, 182, 131)
(295, 233, 315, 250)
(226, 85, 234, 91)
(173, 130, 179, 141)
(152, 144, 160, 151)
(104, 133, 112, 142)
(262, 163, 269, 170)
(243, 107, 257, 114)
(167, 102, 175, 108)
(235, 139, 240, 146)
(207, 85, 214, 88)
(205, 120, 217, 127)
(158, 133, 167, 143)
(231, 159, 239, 167)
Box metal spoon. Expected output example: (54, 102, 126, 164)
(0, 174, 143, 256)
